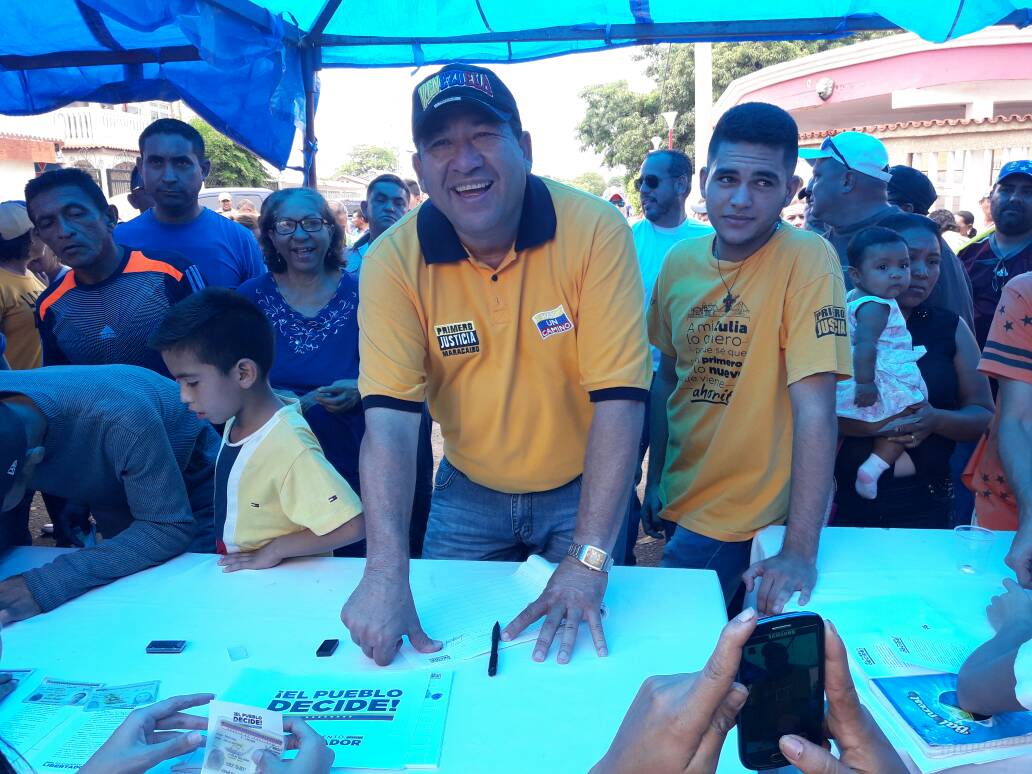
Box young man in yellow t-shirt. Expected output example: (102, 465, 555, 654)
(151, 288, 365, 569)
(644, 103, 851, 613)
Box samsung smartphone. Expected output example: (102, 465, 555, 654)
(737, 612, 825, 770)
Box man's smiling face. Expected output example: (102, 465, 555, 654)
(413, 105, 531, 248)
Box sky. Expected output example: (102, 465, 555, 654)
(308, 47, 656, 182)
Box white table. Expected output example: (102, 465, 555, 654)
(752, 526, 1031, 774)
(1, 548, 747, 772)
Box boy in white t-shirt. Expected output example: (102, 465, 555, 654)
(958, 578, 1032, 714)
(150, 288, 364, 570)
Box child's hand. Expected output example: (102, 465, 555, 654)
(987, 578, 1032, 634)
(854, 382, 879, 407)
(218, 544, 283, 573)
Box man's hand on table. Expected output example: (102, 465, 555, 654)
(502, 558, 608, 664)
(255, 718, 333, 773)
(0, 575, 42, 625)
(590, 607, 756, 774)
(1006, 523, 1032, 588)
(340, 570, 442, 666)
(778, 621, 908, 774)
(80, 693, 213, 774)
(742, 550, 817, 615)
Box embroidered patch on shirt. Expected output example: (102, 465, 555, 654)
(434, 320, 481, 357)
(532, 304, 574, 340)
(814, 305, 847, 338)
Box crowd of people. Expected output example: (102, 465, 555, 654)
(0, 61, 1031, 772)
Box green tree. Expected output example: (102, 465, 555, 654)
(568, 171, 607, 196)
(578, 36, 887, 177)
(189, 119, 271, 187)
(333, 145, 398, 179)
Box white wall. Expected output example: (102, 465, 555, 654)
(0, 159, 36, 202)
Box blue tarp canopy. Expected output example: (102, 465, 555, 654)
(2, 0, 1031, 173)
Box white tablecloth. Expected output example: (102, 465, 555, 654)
(751, 525, 1031, 773)
(1, 548, 747, 773)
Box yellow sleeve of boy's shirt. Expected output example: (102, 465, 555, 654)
(357, 239, 428, 407)
(280, 447, 363, 536)
(780, 240, 853, 385)
(576, 216, 652, 394)
(646, 251, 677, 358)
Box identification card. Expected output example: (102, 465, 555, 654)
(23, 679, 101, 706)
(201, 700, 284, 774)
(85, 681, 160, 711)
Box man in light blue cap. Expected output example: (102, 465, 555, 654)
(804, 131, 974, 329)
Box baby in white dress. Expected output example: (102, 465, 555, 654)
(836, 227, 928, 499)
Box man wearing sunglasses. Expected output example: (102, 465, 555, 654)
(802, 132, 973, 329)
(625, 150, 710, 561)
(115, 119, 265, 290)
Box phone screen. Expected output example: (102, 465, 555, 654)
(737, 613, 824, 770)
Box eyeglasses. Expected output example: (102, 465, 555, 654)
(272, 217, 331, 236)
(634, 174, 682, 192)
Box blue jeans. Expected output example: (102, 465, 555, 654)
(661, 525, 753, 603)
(423, 458, 580, 562)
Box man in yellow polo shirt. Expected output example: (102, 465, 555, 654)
(644, 103, 851, 614)
(341, 64, 651, 667)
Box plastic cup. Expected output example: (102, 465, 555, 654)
(954, 525, 995, 574)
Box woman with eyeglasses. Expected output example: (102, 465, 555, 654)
(237, 188, 365, 501)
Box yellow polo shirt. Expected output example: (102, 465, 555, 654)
(647, 225, 851, 541)
(359, 175, 651, 493)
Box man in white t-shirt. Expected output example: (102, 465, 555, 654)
(622, 151, 711, 562)
(632, 151, 712, 347)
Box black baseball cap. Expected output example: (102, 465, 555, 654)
(887, 165, 938, 215)
(0, 403, 27, 504)
(412, 64, 521, 143)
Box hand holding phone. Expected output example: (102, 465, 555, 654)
(737, 612, 825, 770)
(777, 621, 909, 774)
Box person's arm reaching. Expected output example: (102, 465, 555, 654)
(17, 431, 197, 614)
(743, 373, 837, 614)
(219, 516, 365, 572)
(957, 578, 1032, 715)
(998, 377, 1032, 586)
(503, 399, 644, 663)
(339, 407, 441, 665)
(642, 353, 676, 538)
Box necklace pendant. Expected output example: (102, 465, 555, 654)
(995, 265, 1009, 278)
(723, 292, 735, 313)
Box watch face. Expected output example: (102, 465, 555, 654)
(583, 547, 605, 569)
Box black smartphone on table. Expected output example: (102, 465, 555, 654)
(737, 612, 825, 770)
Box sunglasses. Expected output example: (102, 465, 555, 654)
(272, 217, 331, 236)
(817, 137, 854, 172)
(634, 174, 682, 192)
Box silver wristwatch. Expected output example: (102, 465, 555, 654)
(567, 542, 613, 573)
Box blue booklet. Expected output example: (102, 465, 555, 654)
(872, 672, 1032, 757)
